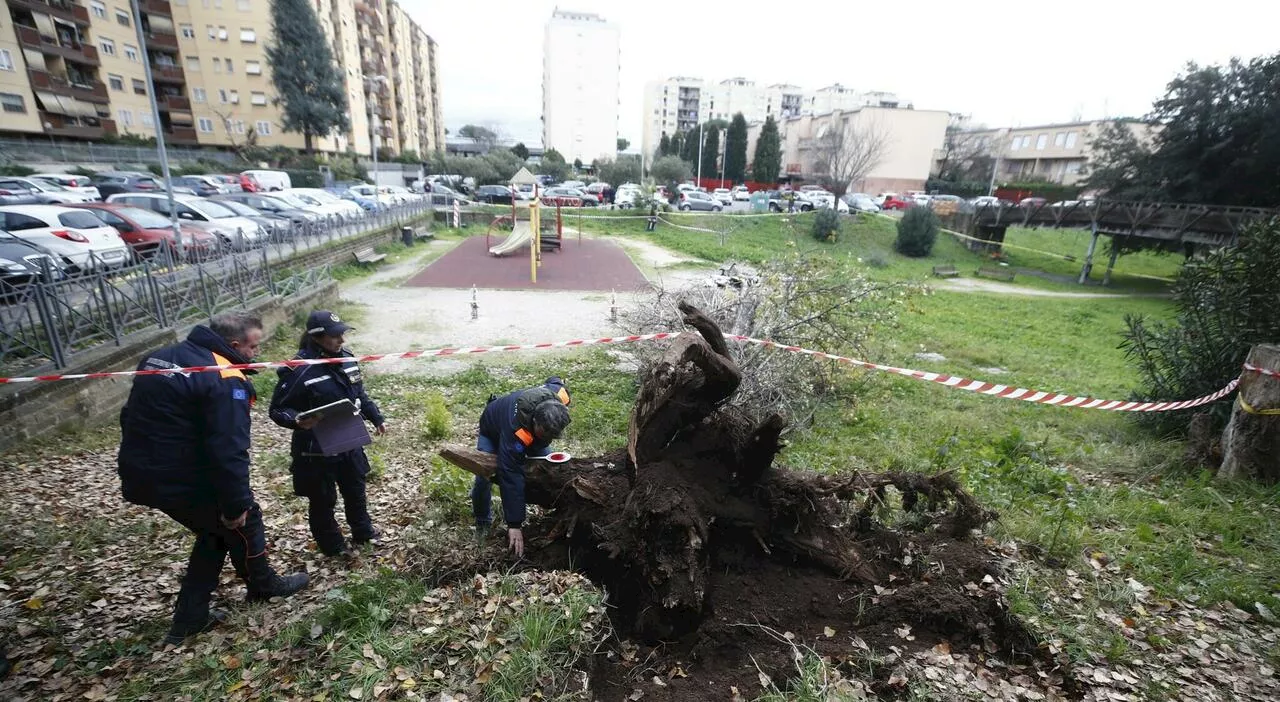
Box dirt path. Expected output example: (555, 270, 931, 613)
(343, 236, 713, 376)
(937, 277, 1170, 298)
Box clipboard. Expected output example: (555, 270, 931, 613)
(299, 399, 372, 456)
(297, 398, 358, 422)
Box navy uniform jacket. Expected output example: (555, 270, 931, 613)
(268, 346, 384, 457)
(117, 325, 258, 520)
(479, 377, 571, 528)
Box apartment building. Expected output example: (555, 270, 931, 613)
(640, 76, 900, 162)
(0, 0, 443, 157)
(542, 9, 619, 165)
(746, 106, 949, 194)
(959, 119, 1153, 186)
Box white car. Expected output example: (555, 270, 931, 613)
(288, 188, 365, 219)
(676, 183, 697, 193)
(106, 193, 266, 246)
(712, 188, 734, 206)
(30, 174, 101, 200)
(874, 192, 898, 207)
(6, 177, 98, 204)
(970, 196, 1001, 208)
(910, 193, 932, 207)
(615, 186, 642, 208)
(844, 193, 881, 213)
(242, 169, 291, 192)
(732, 186, 751, 201)
(0, 205, 130, 271)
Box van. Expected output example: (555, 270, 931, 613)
(241, 170, 291, 192)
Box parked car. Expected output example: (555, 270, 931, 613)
(676, 183, 697, 193)
(69, 202, 218, 260)
(0, 232, 66, 292)
(242, 169, 291, 192)
(30, 174, 101, 200)
(347, 184, 397, 207)
(238, 172, 262, 193)
(712, 188, 734, 206)
(874, 192, 898, 206)
(210, 198, 292, 238)
(209, 175, 244, 193)
(287, 188, 365, 220)
(842, 193, 881, 213)
(614, 185, 642, 208)
(0, 180, 44, 206)
(799, 185, 826, 193)
(766, 191, 814, 212)
(561, 180, 586, 190)
(0, 205, 131, 272)
(1018, 197, 1048, 208)
(969, 195, 1001, 208)
(475, 185, 515, 205)
(173, 175, 224, 197)
(214, 192, 319, 226)
(106, 193, 266, 247)
(732, 185, 751, 201)
(880, 195, 912, 211)
(0, 177, 97, 204)
(928, 194, 964, 208)
(543, 187, 599, 207)
(679, 190, 722, 212)
(90, 172, 165, 198)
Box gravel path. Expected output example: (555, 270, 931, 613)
(937, 277, 1169, 298)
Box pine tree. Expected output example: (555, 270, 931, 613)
(700, 125, 720, 180)
(680, 126, 700, 164)
(724, 113, 749, 183)
(266, 0, 350, 152)
(658, 133, 671, 158)
(670, 132, 685, 161)
(752, 116, 782, 185)
(511, 142, 530, 160)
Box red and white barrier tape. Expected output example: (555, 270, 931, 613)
(0, 332, 1250, 413)
(1245, 362, 1280, 380)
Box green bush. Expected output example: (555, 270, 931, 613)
(0, 164, 36, 176)
(286, 170, 324, 188)
(894, 206, 940, 257)
(145, 163, 164, 176)
(421, 391, 451, 440)
(811, 207, 841, 242)
(67, 165, 98, 177)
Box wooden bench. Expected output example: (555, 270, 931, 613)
(975, 266, 1016, 282)
(932, 264, 960, 278)
(353, 247, 387, 265)
(413, 229, 435, 242)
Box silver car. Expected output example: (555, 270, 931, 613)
(678, 190, 723, 212)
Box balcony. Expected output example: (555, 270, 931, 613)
(149, 62, 185, 83)
(27, 69, 110, 103)
(139, 0, 172, 15)
(157, 94, 191, 112)
(144, 31, 179, 51)
(165, 125, 199, 143)
(15, 25, 100, 66)
(39, 111, 117, 139)
(9, 0, 91, 26)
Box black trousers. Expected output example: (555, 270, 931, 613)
(291, 452, 374, 555)
(158, 501, 267, 628)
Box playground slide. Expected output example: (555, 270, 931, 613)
(488, 220, 534, 256)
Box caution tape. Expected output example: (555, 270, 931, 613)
(1244, 362, 1280, 380)
(0, 331, 1254, 414)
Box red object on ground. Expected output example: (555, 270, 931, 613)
(881, 196, 911, 210)
(404, 236, 650, 292)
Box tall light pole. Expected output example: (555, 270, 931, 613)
(129, 0, 182, 258)
(366, 75, 389, 186)
(695, 122, 704, 187)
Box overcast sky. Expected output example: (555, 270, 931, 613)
(400, 0, 1280, 148)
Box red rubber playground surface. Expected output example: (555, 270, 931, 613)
(404, 234, 651, 292)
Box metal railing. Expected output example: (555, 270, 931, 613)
(0, 200, 433, 373)
(0, 137, 239, 166)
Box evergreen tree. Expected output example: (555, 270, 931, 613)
(680, 126, 700, 164)
(724, 113, 749, 183)
(511, 142, 530, 160)
(700, 125, 720, 180)
(658, 133, 671, 158)
(752, 116, 782, 185)
(266, 0, 349, 152)
(670, 132, 685, 161)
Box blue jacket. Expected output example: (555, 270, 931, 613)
(479, 377, 570, 528)
(268, 345, 384, 457)
(117, 325, 257, 519)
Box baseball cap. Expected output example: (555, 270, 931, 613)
(305, 310, 352, 336)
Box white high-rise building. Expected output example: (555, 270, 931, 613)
(542, 9, 620, 165)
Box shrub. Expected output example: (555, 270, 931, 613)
(811, 207, 840, 242)
(67, 165, 98, 177)
(1121, 218, 1280, 435)
(894, 206, 940, 257)
(0, 164, 36, 176)
(422, 391, 451, 440)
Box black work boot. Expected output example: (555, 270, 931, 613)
(352, 528, 381, 549)
(164, 587, 227, 646)
(244, 558, 310, 603)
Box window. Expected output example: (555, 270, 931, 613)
(90, 1, 106, 18)
(237, 0, 250, 8)
(250, 91, 266, 105)
(1065, 161, 1083, 175)
(100, 39, 116, 56)
(0, 93, 26, 114)
(123, 44, 139, 62)
(225, 58, 233, 74)
(1010, 136, 1021, 151)
(131, 78, 146, 95)
(212, 57, 222, 73)
(185, 56, 200, 71)
(1021, 135, 1032, 149)
(232, 119, 245, 134)
(1065, 131, 1078, 148)
(239, 28, 256, 43)
(228, 89, 239, 104)
(218, 88, 228, 103)
(1054, 132, 1066, 147)
(0, 49, 12, 72)
(207, 25, 216, 39)
(1035, 134, 1048, 150)
(180, 24, 194, 39)
(107, 74, 124, 91)
(140, 112, 153, 127)
(118, 109, 133, 126)
(198, 117, 214, 133)
(255, 120, 271, 135)
(245, 60, 261, 75)
(115, 9, 130, 26)
(192, 87, 206, 102)
(218, 26, 228, 41)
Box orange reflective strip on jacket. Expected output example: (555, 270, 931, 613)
(556, 387, 571, 406)
(514, 427, 534, 447)
(211, 352, 246, 380)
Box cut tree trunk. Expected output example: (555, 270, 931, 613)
(1219, 344, 1280, 484)
(439, 302, 995, 640)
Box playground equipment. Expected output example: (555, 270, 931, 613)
(485, 169, 564, 284)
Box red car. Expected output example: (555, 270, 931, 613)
(238, 172, 262, 193)
(69, 202, 218, 260)
(880, 195, 911, 210)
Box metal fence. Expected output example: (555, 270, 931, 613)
(0, 200, 434, 373)
(0, 137, 239, 167)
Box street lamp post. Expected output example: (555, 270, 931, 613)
(696, 122, 704, 187)
(129, 0, 182, 259)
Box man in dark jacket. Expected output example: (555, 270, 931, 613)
(118, 312, 308, 646)
(269, 310, 386, 557)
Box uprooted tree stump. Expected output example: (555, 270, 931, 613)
(441, 302, 996, 640)
(1219, 343, 1280, 484)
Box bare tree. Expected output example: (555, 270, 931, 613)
(811, 114, 889, 201)
(934, 117, 994, 183)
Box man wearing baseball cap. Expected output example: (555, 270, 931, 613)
(269, 310, 387, 558)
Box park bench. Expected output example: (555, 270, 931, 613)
(932, 264, 960, 278)
(975, 266, 1016, 282)
(352, 247, 387, 266)
(413, 229, 435, 242)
